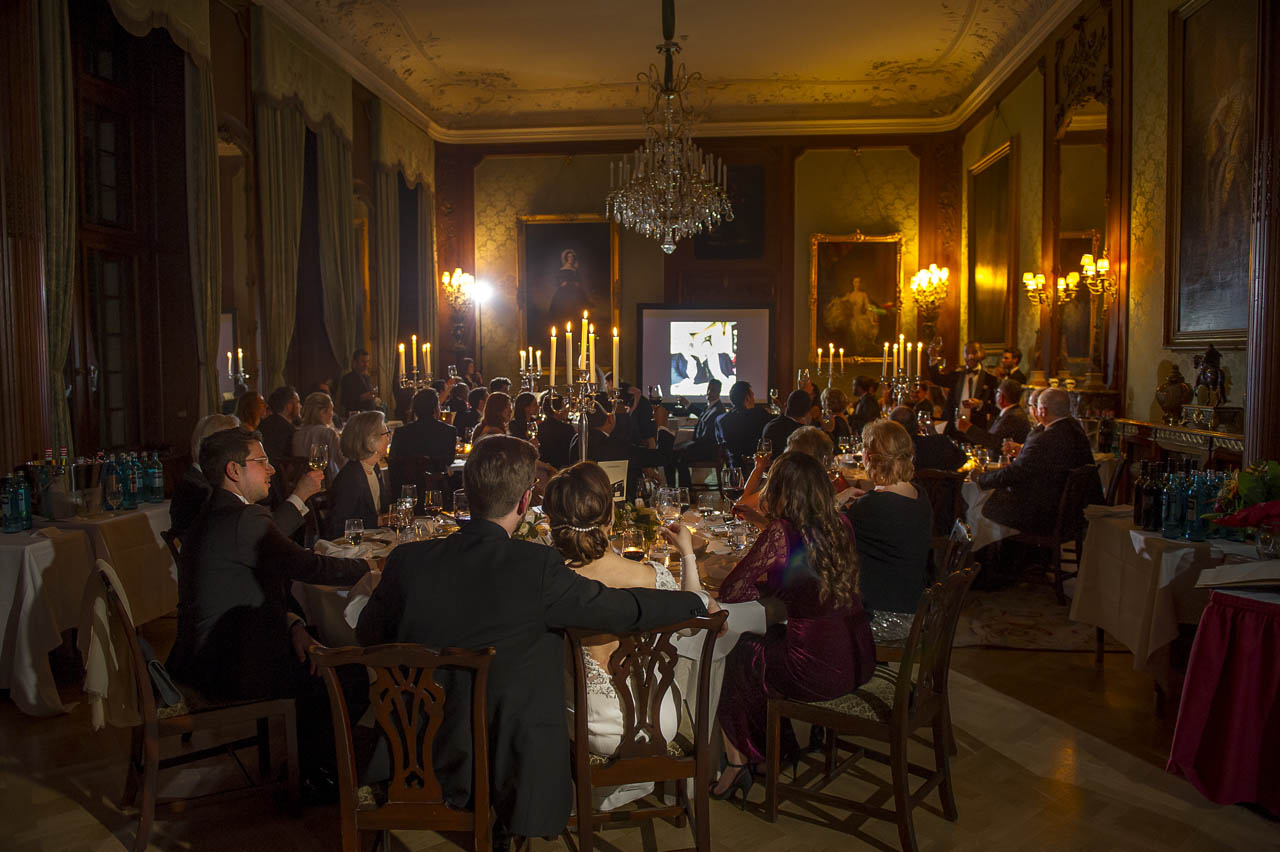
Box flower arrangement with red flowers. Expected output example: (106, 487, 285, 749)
(1207, 460, 1280, 528)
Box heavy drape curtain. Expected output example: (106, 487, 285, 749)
(253, 5, 353, 390)
(371, 167, 399, 400)
(185, 57, 220, 415)
(317, 126, 358, 370)
(372, 100, 434, 394)
(38, 0, 77, 456)
(254, 102, 306, 391)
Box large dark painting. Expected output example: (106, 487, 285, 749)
(967, 140, 1018, 350)
(1166, 0, 1258, 346)
(693, 165, 764, 260)
(809, 232, 903, 360)
(518, 215, 618, 351)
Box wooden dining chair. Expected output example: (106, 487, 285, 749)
(564, 610, 727, 852)
(911, 470, 968, 583)
(876, 519, 974, 665)
(311, 643, 496, 852)
(764, 563, 978, 852)
(159, 529, 181, 564)
(1014, 463, 1098, 604)
(95, 563, 299, 852)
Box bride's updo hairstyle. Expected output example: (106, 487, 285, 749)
(543, 462, 614, 567)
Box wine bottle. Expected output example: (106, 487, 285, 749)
(1142, 462, 1162, 531)
(1131, 461, 1148, 527)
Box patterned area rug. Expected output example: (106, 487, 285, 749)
(954, 581, 1120, 651)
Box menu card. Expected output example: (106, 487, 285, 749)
(1196, 559, 1280, 588)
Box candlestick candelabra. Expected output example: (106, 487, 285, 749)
(519, 364, 540, 394)
(398, 369, 433, 393)
(880, 371, 915, 408)
(229, 365, 251, 391)
(562, 376, 602, 464)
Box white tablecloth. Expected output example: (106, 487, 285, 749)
(1069, 508, 1257, 686)
(961, 481, 1021, 550)
(36, 501, 176, 626)
(0, 528, 95, 715)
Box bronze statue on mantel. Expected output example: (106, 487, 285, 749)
(1156, 364, 1194, 426)
(1181, 344, 1243, 433)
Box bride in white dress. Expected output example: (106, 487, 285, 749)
(543, 462, 709, 811)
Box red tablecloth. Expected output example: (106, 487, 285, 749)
(1167, 590, 1280, 815)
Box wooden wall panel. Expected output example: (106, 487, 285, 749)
(0, 0, 52, 468)
(433, 143, 481, 368)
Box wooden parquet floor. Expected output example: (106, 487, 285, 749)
(1, 635, 1276, 852)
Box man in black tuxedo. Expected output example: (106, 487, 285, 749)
(762, 390, 811, 457)
(168, 428, 374, 784)
(928, 340, 999, 431)
(169, 416, 320, 540)
(389, 388, 457, 470)
(537, 392, 576, 469)
(339, 349, 380, 415)
(258, 386, 300, 463)
(356, 436, 713, 841)
(570, 400, 674, 498)
(974, 388, 1100, 535)
(669, 379, 729, 486)
(957, 378, 1031, 454)
(716, 381, 773, 468)
(849, 376, 882, 432)
(888, 406, 966, 472)
(998, 347, 1028, 385)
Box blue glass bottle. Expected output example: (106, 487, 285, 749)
(1161, 472, 1185, 539)
(121, 453, 138, 509)
(16, 475, 31, 529)
(148, 451, 164, 503)
(101, 455, 119, 511)
(1, 476, 20, 534)
(1184, 472, 1207, 542)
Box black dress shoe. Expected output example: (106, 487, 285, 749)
(300, 767, 339, 805)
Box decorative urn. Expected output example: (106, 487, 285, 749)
(1155, 364, 1193, 426)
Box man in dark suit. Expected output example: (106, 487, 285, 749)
(339, 349, 380, 416)
(762, 390, 811, 457)
(168, 428, 374, 786)
(716, 381, 773, 468)
(998, 347, 1028, 385)
(570, 400, 674, 498)
(928, 340, 999, 431)
(356, 436, 713, 842)
(849, 376, 882, 432)
(454, 386, 487, 438)
(258, 386, 300, 463)
(669, 380, 729, 486)
(957, 378, 1031, 454)
(537, 392, 576, 469)
(389, 389, 457, 470)
(888, 406, 966, 472)
(169, 417, 320, 540)
(974, 388, 1100, 536)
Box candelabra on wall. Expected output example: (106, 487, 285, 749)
(909, 263, 950, 342)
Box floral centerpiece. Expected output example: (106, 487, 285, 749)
(513, 507, 552, 545)
(1207, 460, 1280, 528)
(615, 501, 661, 545)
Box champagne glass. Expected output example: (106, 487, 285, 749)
(309, 443, 329, 473)
(722, 467, 745, 504)
(423, 490, 442, 518)
(343, 518, 364, 545)
(452, 489, 470, 522)
(620, 528, 646, 561)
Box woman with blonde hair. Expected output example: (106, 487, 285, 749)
(543, 462, 709, 810)
(291, 392, 344, 477)
(713, 451, 875, 804)
(846, 419, 933, 641)
(324, 410, 392, 539)
(473, 391, 513, 440)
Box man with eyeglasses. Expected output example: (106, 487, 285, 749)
(168, 426, 380, 800)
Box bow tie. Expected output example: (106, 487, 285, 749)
(963, 368, 982, 376)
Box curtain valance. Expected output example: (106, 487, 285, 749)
(376, 100, 434, 190)
(106, 0, 210, 67)
(252, 6, 353, 142)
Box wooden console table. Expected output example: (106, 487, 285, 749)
(1109, 419, 1244, 503)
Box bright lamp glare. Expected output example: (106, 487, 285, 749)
(471, 280, 494, 304)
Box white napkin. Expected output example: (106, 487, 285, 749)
(315, 539, 385, 558)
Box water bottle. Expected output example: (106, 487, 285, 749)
(2, 476, 20, 534)
(1161, 472, 1184, 539)
(16, 475, 31, 529)
(121, 453, 138, 509)
(102, 455, 119, 510)
(132, 452, 147, 503)
(1183, 472, 1207, 542)
(148, 451, 164, 502)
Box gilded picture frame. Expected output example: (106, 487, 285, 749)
(808, 231, 904, 361)
(966, 139, 1019, 352)
(1164, 0, 1258, 348)
(517, 214, 620, 355)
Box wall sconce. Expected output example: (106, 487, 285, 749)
(441, 268, 493, 353)
(909, 263, 949, 340)
(1056, 272, 1080, 304)
(1079, 252, 1116, 297)
(1023, 272, 1050, 305)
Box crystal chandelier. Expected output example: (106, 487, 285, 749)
(606, 0, 732, 254)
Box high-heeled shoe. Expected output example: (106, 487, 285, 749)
(709, 762, 753, 808)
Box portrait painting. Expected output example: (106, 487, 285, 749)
(967, 140, 1018, 351)
(518, 215, 619, 351)
(809, 232, 903, 360)
(1166, 0, 1258, 346)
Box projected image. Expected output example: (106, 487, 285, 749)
(670, 321, 737, 395)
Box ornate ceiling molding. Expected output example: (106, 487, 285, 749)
(261, 0, 1079, 144)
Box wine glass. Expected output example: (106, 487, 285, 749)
(309, 443, 329, 474)
(423, 490, 442, 518)
(722, 467, 745, 504)
(648, 385, 662, 405)
(697, 492, 720, 524)
(620, 528, 646, 561)
(755, 438, 773, 466)
(1256, 523, 1279, 560)
(447, 365, 459, 380)
(344, 518, 364, 545)
(104, 471, 123, 512)
(656, 487, 681, 524)
(768, 388, 780, 413)
(452, 489, 470, 522)
(400, 484, 418, 511)
(676, 487, 691, 516)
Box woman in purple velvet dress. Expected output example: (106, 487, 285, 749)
(713, 451, 876, 803)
